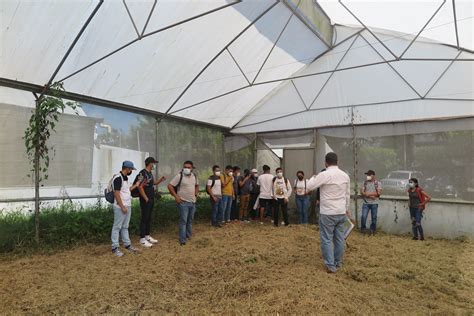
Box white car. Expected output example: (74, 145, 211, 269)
(380, 171, 423, 194)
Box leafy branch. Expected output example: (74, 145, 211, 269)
(24, 82, 79, 182)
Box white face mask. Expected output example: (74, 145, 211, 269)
(183, 168, 192, 176)
(277, 172, 283, 178)
(215, 171, 221, 176)
(236, 172, 241, 177)
(408, 182, 415, 189)
(252, 173, 258, 178)
(228, 171, 233, 177)
(366, 176, 372, 181)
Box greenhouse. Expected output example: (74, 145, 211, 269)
(0, 0, 473, 314)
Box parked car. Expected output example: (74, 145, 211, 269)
(380, 170, 423, 195)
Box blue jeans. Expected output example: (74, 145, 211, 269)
(111, 204, 131, 249)
(319, 214, 347, 271)
(210, 196, 223, 226)
(295, 195, 310, 224)
(361, 203, 378, 232)
(221, 195, 233, 222)
(409, 207, 424, 239)
(178, 202, 196, 243)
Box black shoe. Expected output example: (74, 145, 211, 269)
(180, 242, 186, 246)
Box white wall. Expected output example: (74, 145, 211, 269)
(351, 198, 474, 239)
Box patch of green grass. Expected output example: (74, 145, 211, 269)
(0, 194, 212, 254)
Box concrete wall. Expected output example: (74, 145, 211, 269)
(351, 198, 474, 239)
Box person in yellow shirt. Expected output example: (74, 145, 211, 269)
(220, 165, 235, 224)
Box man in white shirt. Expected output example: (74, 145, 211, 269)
(272, 167, 292, 226)
(256, 165, 274, 224)
(306, 152, 351, 273)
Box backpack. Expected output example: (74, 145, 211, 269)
(416, 187, 426, 210)
(249, 178, 260, 195)
(105, 174, 121, 204)
(206, 175, 218, 195)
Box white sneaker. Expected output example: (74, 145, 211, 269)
(281, 221, 285, 226)
(146, 235, 158, 244)
(140, 238, 153, 248)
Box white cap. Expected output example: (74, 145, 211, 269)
(251, 168, 258, 173)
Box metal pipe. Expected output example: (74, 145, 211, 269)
(158, 1, 279, 122)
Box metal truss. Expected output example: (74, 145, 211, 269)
(157, 0, 280, 124)
(57, 0, 242, 83)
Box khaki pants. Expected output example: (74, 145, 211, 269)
(239, 194, 250, 219)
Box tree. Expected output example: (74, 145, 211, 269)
(24, 82, 78, 244)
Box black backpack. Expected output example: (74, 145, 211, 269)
(105, 173, 121, 204)
(206, 175, 219, 195)
(249, 178, 260, 195)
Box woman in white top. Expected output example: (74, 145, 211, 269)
(294, 170, 310, 224)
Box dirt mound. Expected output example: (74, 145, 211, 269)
(0, 223, 473, 314)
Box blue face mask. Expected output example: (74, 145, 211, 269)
(183, 168, 192, 176)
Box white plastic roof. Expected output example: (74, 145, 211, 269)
(1, 0, 473, 133)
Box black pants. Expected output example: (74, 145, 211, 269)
(274, 198, 289, 226)
(230, 198, 238, 220)
(140, 196, 154, 238)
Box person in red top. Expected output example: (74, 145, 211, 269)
(407, 178, 431, 240)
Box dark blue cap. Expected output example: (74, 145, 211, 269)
(122, 160, 136, 170)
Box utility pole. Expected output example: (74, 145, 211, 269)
(350, 106, 359, 228)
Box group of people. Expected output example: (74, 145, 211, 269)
(109, 152, 431, 273)
(205, 164, 312, 228)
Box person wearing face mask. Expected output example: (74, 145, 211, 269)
(231, 166, 242, 221)
(111, 161, 142, 257)
(207, 165, 223, 228)
(360, 170, 382, 235)
(407, 178, 431, 241)
(136, 157, 167, 248)
(272, 168, 292, 227)
(248, 169, 260, 220)
(294, 170, 310, 224)
(306, 152, 351, 273)
(256, 165, 275, 224)
(168, 161, 199, 246)
(220, 165, 235, 224)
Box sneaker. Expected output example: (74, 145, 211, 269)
(146, 235, 158, 244)
(270, 219, 274, 224)
(281, 221, 285, 226)
(180, 242, 186, 246)
(140, 238, 153, 248)
(326, 267, 337, 274)
(260, 222, 264, 225)
(125, 245, 139, 254)
(112, 248, 124, 257)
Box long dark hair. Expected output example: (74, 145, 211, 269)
(409, 178, 419, 187)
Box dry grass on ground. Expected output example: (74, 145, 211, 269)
(0, 222, 473, 314)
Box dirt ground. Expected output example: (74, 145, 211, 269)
(1, 222, 473, 315)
